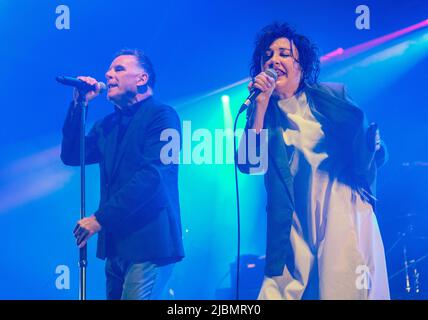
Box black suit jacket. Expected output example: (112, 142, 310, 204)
(61, 96, 185, 265)
(238, 82, 387, 277)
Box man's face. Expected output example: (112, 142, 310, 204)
(105, 55, 148, 102)
(261, 37, 302, 96)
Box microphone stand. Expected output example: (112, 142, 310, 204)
(77, 94, 87, 300)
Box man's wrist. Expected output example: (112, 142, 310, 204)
(92, 213, 102, 225)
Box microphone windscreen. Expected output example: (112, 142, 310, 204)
(265, 68, 278, 81)
(98, 82, 107, 93)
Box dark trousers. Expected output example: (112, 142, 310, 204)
(105, 256, 174, 300)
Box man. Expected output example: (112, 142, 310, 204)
(239, 23, 389, 299)
(61, 49, 184, 300)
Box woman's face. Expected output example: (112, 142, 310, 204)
(261, 37, 302, 98)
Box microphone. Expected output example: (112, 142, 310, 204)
(56, 76, 106, 93)
(238, 68, 278, 114)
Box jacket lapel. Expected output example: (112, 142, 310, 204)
(110, 103, 147, 179)
(103, 114, 120, 182)
(305, 83, 364, 141)
(267, 105, 295, 205)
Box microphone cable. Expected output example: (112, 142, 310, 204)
(233, 106, 247, 300)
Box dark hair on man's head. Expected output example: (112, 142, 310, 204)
(115, 48, 156, 88)
(250, 22, 320, 89)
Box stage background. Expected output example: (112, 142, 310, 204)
(0, 0, 427, 299)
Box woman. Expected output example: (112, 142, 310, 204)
(238, 22, 389, 299)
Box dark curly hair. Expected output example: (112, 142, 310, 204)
(115, 48, 156, 88)
(250, 22, 320, 90)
